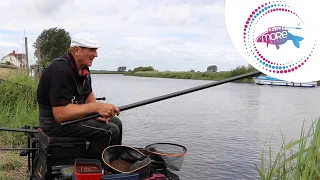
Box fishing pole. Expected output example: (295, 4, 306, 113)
(0, 127, 38, 133)
(0, 148, 38, 151)
(0, 97, 107, 134)
(0, 127, 38, 151)
(61, 70, 262, 126)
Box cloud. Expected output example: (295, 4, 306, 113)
(0, 0, 246, 72)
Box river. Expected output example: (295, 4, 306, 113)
(91, 74, 320, 180)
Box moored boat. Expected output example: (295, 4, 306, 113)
(253, 76, 317, 88)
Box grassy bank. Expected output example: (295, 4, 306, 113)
(0, 71, 38, 147)
(0, 71, 38, 179)
(124, 65, 259, 83)
(90, 70, 124, 74)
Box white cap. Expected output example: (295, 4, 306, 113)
(70, 32, 101, 48)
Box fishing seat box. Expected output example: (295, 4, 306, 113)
(33, 128, 87, 180)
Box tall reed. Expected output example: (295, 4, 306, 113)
(256, 119, 320, 179)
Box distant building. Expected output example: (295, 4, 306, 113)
(1, 50, 27, 69)
(117, 66, 127, 72)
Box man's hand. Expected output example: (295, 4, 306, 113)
(95, 117, 110, 124)
(95, 103, 120, 121)
(52, 101, 120, 123)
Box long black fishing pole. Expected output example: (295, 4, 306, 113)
(61, 70, 262, 126)
(0, 148, 38, 151)
(0, 127, 38, 133)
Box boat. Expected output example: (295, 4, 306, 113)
(253, 75, 318, 88)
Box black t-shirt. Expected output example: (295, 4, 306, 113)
(37, 53, 92, 116)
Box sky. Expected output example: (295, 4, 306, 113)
(0, 0, 249, 72)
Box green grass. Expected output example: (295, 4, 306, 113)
(0, 71, 38, 147)
(256, 119, 320, 179)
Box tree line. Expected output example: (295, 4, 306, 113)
(32, 27, 258, 74)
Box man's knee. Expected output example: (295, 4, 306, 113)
(82, 119, 121, 146)
(108, 122, 120, 137)
(110, 116, 122, 128)
(81, 120, 118, 138)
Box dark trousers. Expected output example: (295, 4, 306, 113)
(39, 116, 122, 161)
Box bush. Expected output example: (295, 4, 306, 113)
(132, 66, 156, 72)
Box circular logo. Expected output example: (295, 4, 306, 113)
(225, 0, 320, 82)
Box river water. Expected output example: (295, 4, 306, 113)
(91, 74, 320, 180)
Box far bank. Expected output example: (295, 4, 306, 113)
(123, 65, 258, 83)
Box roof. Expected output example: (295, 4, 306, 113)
(7, 52, 26, 59)
(5, 51, 26, 63)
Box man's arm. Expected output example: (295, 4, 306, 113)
(50, 71, 98, 123)
(53, 103, 98, 123)
(86, 92, 97, 103)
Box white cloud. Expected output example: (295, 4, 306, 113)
(0, 0, 247, 72)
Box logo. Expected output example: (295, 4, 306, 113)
(225, 0, 320, 82)
(256, 26, 303, 50)
(71, 96, 79, 104)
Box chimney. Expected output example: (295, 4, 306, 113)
(13, 50, 16, 55)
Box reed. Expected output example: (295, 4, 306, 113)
(256, 119, 320, 179)
(0, 71, 38, 147)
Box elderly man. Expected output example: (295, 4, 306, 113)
(36, 32, 122, 161)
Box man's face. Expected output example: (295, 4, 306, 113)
(75, 47, 98, 67)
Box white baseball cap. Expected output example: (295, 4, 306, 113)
(70, 32, 102, 48)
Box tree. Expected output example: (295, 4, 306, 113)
(190, 69, 195, 72)
(133, 66, 156, 72)
(33, 27, 71, 69)
(207, 65, 218, 72)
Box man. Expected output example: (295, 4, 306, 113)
(36, 32, 122, 161)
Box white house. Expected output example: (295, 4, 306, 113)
(1, 50, 27, 69)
